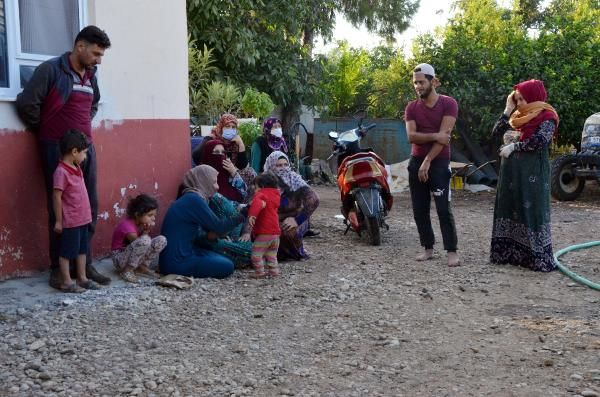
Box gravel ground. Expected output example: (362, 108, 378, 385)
(0, 184, 599, 397)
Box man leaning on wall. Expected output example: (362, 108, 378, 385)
(15, 25, 112, 289)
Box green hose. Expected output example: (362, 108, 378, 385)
(554, 241, 600, 291)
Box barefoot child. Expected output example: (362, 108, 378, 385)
(111, 194, 167, 283)
(247, 173, 281, 278)
(53, 129, 99, 293)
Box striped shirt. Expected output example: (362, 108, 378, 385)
(40, 66, 94, 142)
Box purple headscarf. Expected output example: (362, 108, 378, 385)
(262, 117, 288, 152)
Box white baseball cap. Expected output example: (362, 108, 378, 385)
(413, 63, 435, 77)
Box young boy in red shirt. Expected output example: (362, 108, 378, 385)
(247, 173, 281, 278)
(53, 129, 100, 292)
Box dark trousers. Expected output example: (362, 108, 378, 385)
(40, 141, 98, 269)
(407, 156, 457, 252)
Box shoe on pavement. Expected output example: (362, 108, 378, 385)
(49, 267, 63, 290)
(86, 264, 111, 285)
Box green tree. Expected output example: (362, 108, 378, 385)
(240, 88, 275, 119)
(316, 42, 372, 117)
(533, 0, 600, 147)
(369, 53, 413, 118)
(410, 0, 600, 148)
(187, 0, 418, 129)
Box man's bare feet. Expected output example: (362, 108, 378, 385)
(447, 252, 461, 267)
(416, 249, 433, 261)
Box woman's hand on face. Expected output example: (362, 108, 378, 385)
(231, 135, 245, 151)
(222, 158, 237, 176)
(282, 216, 298, 231)
(504, 91, 516, 115)
(239, 233, 251, 242)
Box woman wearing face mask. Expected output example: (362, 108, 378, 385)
(251, 117, 288, 173)
(490, 79, 559, 272)
(159, 165, 246, 278)
(212, 113, 257, 187)
(263, 151, 319, 260)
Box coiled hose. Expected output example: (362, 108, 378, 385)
(554, 241, 600, 291)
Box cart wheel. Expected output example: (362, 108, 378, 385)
(551, 155, 585, 201)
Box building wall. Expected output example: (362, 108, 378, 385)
(0, 0, 190, 279)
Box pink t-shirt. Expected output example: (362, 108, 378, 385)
(404, 95, 458, 160)
(111, 218, 139, 250)
(53, 161, 92, 228)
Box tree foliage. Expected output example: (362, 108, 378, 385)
(240, 87, 275, 119)
(314, 42, 372, 117)
(186, 0, 418, 121)
(417, 0, 600, 147)
(314, 0, 599, 151)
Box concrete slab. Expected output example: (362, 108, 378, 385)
(0, 257, 155, 311)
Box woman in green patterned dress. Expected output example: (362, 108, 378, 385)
(490, 79, 559, 272)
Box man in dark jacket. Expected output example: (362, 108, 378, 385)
(16, 25, 112, 289)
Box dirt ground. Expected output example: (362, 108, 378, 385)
(0, 183, 599, 397)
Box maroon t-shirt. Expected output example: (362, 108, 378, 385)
(404, 95, 458, 160)
(40, 67, 94, 142)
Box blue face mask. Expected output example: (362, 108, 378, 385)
(222, 128, 237, 140)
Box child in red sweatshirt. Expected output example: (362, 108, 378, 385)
(247, 173, 281, 278)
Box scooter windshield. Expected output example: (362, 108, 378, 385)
(338, 129, 360, 143)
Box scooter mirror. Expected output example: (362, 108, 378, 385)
(328, 131, 339, 140)
(353, 110, 367, 120)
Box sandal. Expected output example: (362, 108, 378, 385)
(156, 274, 194, 290)
(135, 267, 160, 279)
(120, 270, 139, 283)
(267, 266, 281, 277)
(78, 280, 101, 290)
(251, 270, 268, 279)
(304, 229, 320, 238)
(60, 282, 86, 294)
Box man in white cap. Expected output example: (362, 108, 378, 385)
(404, 63, 460, 267)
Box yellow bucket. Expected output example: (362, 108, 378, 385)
(450, 175, 464, 190)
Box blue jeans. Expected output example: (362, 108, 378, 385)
(407, 156, 457, 252)
(40, 141, 98, 268)
(159, 249, 235, 279)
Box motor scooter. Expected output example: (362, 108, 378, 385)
(327, 112, 393, 245)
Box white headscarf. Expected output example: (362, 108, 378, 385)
(263, 151, 308, 192)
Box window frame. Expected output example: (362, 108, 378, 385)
(0, 0, 87, 100)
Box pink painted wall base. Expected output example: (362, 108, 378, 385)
(0, 119, 190, 279)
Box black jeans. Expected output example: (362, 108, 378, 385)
(407, 156, 457, 252)
(40, 141, 98, 268)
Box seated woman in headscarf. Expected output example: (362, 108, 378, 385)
(263, 151, 320, 261)
(251, 117, 287, 173)
(192, 113, 257, 186)
(159, 165, 246, 278)
(200, 139, 248, 203)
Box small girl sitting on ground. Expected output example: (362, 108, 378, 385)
(111, 194, 167, 283)
(247, 173, 281, 278)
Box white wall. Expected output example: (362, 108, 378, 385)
(90, 0, 189, 121)
(0, 0, 189, 131)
